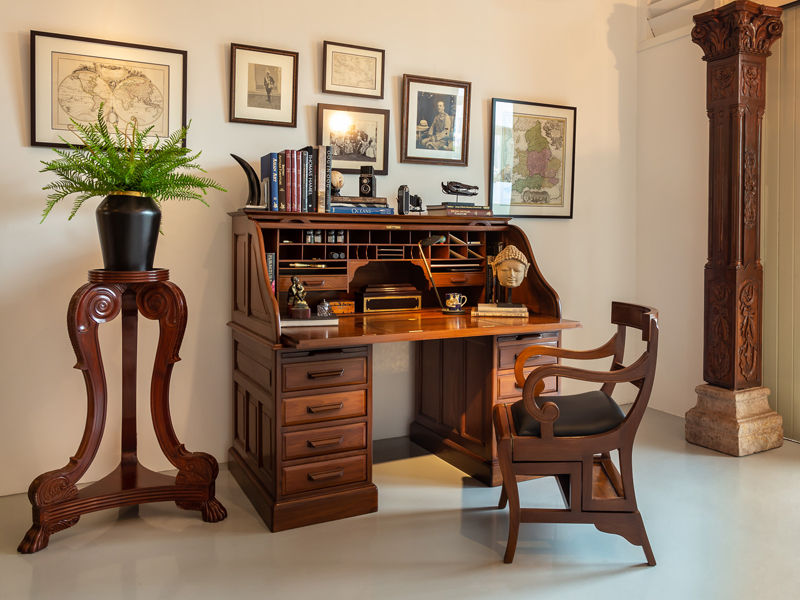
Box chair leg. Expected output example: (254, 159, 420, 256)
(498, 484, 508, 509)
(497, 440, 520, 563)
(635, 513, 656, 566)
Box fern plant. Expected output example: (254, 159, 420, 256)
(40, 104, 225, 222)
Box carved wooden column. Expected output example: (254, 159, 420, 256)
(685, 1, 783, 456)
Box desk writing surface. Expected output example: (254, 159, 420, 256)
(279, 308, 580, 349)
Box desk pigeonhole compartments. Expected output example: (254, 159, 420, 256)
(278, 346, 371, 497)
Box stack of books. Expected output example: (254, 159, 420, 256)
(427, 203, 492, 217)
(258, 146, 332, 213)
(330, 195, 394, 215)
(471, 303, 529, 318)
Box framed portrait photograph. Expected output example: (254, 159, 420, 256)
(230, 43, 298, 127)
(322, 41, 384, 99)
(316, 103, 389, 175)
(489, 98, 576, 218)
(400, 74, 470, 166)
(30, 30, 186, 148)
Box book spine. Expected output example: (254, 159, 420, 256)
(311, 147, 319, 212)
(292, 150, 300, 212)
(324, 146, 332, 213)
(300, 150, 308, 212)
(329, 206, 394, 214)
(270, 153, 279, 211)
(259, 154, 270, 208)
(266, 252, 276, 295)
(427, 208, 492, 217)
(286, 150, 294, 212)
(306, 151, 314, 213)
(277, 152, 286, 211)
(316, 145, 326, 212)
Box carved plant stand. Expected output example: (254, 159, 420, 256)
(18, 269, 226, 553)
(686, 1, 784, 456)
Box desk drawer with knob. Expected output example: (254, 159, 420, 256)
(278, 274, 348, 292)
(282, 422, 367, 460)
(281, 454, 368, 495)
(282, 389, 367, 426)
(497, 333, 558, 370)
(282, 356, 367, 393)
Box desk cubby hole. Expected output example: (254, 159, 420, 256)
(350, 230, 369, 244)
(279, 245, 303, 260)
(279, 230, 304, 244)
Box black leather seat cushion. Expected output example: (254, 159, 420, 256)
(510, 391, 625, 437)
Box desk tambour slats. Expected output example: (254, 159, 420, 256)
(228, 211, 577, 531)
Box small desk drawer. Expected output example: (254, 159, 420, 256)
(283, 390, 367, 426)
(432, 271, 485, 288)
(283, 422, 367, 460)
(497, 336, 558, 370)
(278, 274, 349, 292)
(498, 371, 557, 399)
(282, 454, 367, 495)
(282, 357, 367, 392)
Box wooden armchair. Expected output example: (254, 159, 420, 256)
(492, 302, 658, 565)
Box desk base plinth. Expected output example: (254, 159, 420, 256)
(229, 447, 378, 532)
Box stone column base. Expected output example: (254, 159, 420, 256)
(685, 385, 783, 456)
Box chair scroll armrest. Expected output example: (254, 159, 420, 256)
(519, 354, 651, 439)
(513, 334, 618, 388)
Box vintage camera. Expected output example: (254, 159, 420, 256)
(359, 166, 375, 197)
(398, 185, 423, 215)
(398, 185, 410, 214)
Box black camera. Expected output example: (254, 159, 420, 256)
(398, 185, 410, 214)
(359, 166, 375, 197)
(398, 185, 423, 215)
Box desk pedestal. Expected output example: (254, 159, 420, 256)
(18, 270, 226, 553)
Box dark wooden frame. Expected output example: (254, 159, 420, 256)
(322, 41, 385, 99)
(488, 98, 576, 219)
(400, 74, 471, 167)
(229, 43, 298, 127)
(316, 103, 390, 175)
(493, 302, 658, 565)
(30, 30, 187, 148)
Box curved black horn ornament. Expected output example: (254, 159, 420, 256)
(231, 154, 262, 207)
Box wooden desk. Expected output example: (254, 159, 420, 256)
(228, 211, 578, 531)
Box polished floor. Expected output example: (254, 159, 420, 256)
(1, 408, 799, 600)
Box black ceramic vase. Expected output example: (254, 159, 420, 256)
(95, 193, 161, 271)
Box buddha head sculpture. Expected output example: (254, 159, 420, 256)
(490, 245, 530, 289)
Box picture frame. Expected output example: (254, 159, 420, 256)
(30, 30, 187, 148)
(317, 103, 390, 175)
(322, 41, 385, 99)
(230, 43, 298, 127)
(400, 74, 471, 167)
(489, 98, 576, 219)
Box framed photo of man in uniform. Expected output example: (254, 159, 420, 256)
(400, 74, 471, 166)
(229, 43, 298, 127)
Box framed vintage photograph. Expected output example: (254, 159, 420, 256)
(30, 30, 186, 148)
(230, 43, 298, 127)
(322, 41, 384, 99)
(400, 74, 470, 167)
(316, 103, 389, 175)
(489, 98, 576, 218)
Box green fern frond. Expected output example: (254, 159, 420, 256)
(39, 103, 226, 227)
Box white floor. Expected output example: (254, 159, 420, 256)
(1, 409, 799, 600)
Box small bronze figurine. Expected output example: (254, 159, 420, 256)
(287, 276, 311, 318)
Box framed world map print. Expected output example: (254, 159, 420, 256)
(489, 98, 576, 218)
(30, 30, 186, 148)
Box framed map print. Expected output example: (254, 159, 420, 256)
(230, 43, 298, 127)
(489, 98, 576, 218)
(322, 41, 384, 99)
(401, 74, 470, 166)
(30, 30, 186, 148)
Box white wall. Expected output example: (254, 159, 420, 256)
(636, 28, 708, 416)
(0, 0, 639, 496)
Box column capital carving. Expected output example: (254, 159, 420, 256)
(692, 1, 782, 62)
